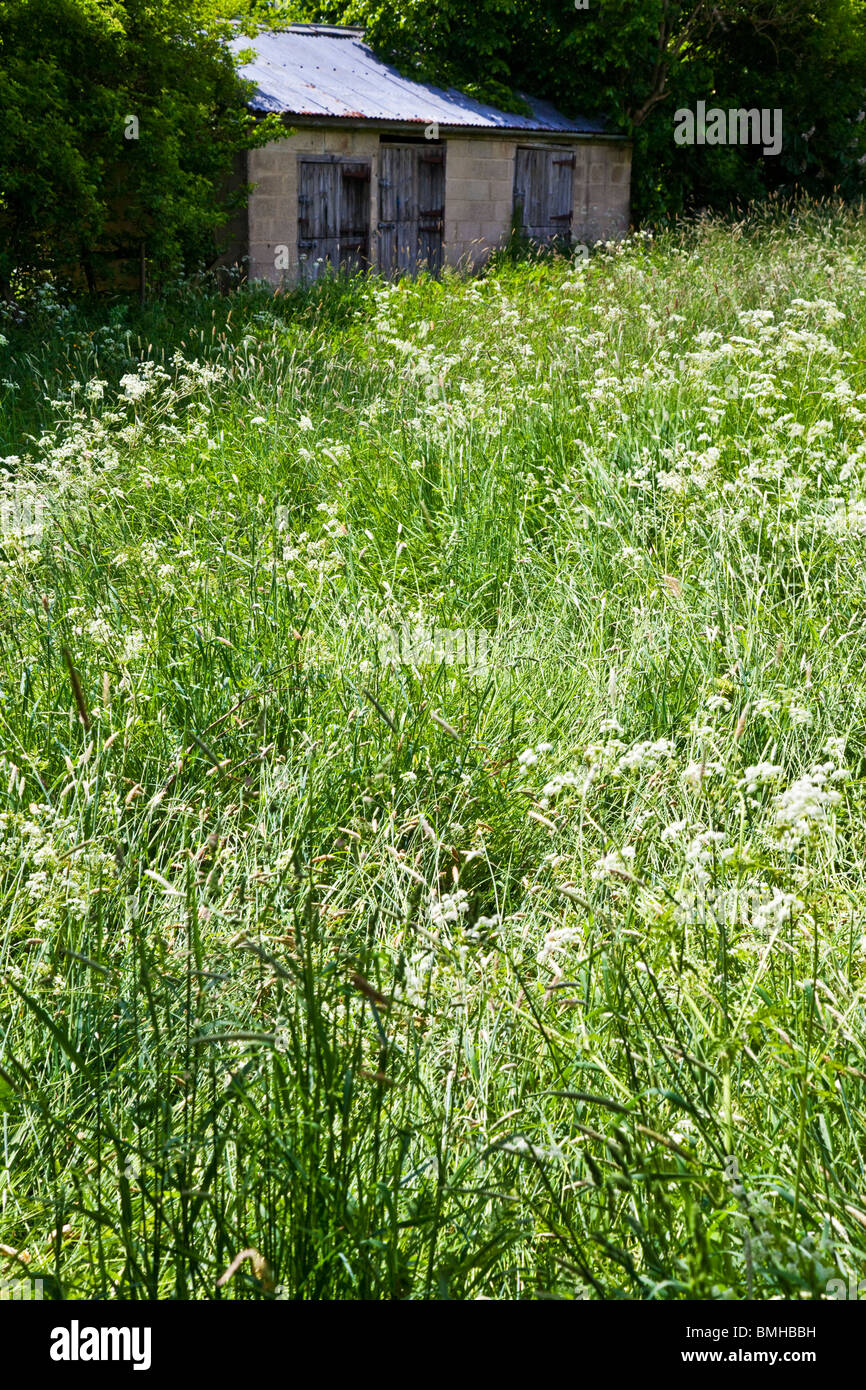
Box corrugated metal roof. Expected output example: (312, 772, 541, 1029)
(230, 26, 611, 135)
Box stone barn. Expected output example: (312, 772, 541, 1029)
(225, 23, 631, 285)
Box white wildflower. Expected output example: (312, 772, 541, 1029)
(430, 889, 470, 927)
(774, 768, 842, 850)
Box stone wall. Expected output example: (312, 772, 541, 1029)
(444, 134, 632, 268)
(574, 140, 632, 245)
(441, 135, 519, 270)
(229, 125, 632, 286)
(246, 128, 380, 283)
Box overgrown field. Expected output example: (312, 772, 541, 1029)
(2, 202, 866, 1300)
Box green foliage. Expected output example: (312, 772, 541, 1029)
(254, 0, 866, 222)
(0, 0, 279, 294)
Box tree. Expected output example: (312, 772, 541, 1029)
(0, 0, 279, 295)
(251, 0, 866, 222)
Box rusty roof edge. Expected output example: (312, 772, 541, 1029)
(260, 111, 630, 141)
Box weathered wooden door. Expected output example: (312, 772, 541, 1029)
(417, 147, 445, 275)
(513, 148, 575, 245)
(298, 160, 339, 280)
(377, 145, 445, 277)
(338, 161, 372, 272)
(298, 158, 370, 281)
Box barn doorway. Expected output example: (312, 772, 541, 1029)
(377, 143, 445, 277)
(297, 157, 371, 281)
(513, 147, 575, 246)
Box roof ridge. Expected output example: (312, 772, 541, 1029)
(278, 23, 366, 39)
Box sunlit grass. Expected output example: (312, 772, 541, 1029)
(1, 198, 866, 1299)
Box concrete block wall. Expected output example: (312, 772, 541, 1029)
(233, 123, 633, 286)
(247, 127, 380, 284)
(573, 140, 632, 244)
(442, 136, 518, 270)
(443, 134, 632, 269)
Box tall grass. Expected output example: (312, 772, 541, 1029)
(1, 198, 866, 1299)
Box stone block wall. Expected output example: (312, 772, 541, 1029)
(443, 133, 631, 268)
(442, 135, 519, 270)
(573, 140, 632, 245)
(246, 127, 380, 284)
(223, 124, 632, 286)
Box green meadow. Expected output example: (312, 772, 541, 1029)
(1, 201, 866, 1299)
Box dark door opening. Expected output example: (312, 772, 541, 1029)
(377, 144, 445, 277)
